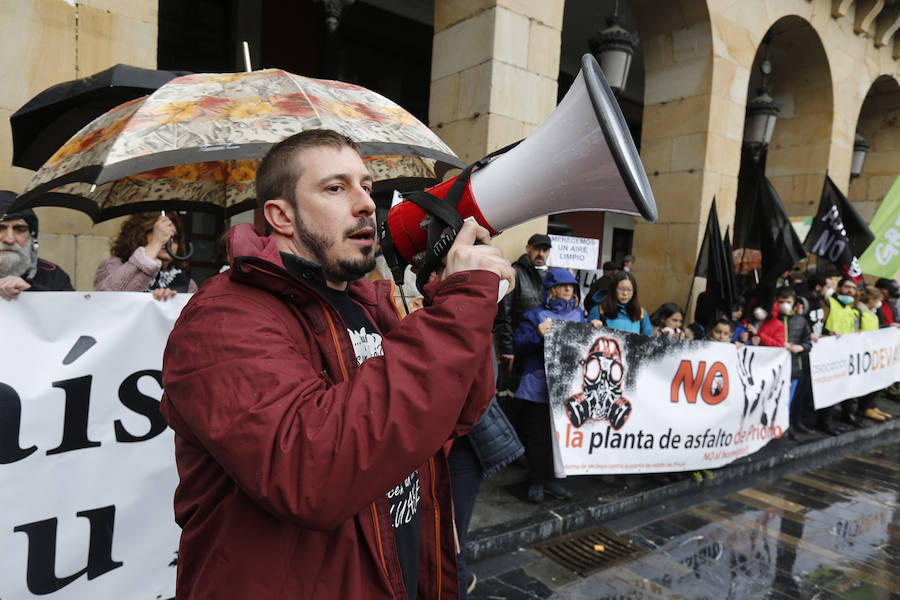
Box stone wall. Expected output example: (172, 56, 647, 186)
(628, 0, 900, 311)
(0, 0, 157, 290)
(429, 0, 564, 260)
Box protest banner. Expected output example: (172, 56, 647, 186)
(808, 328, 900, 409)
(0, 292, 185, 600)
(859, 172, 900, 278)
(545, 322, 790, 476)
(548, 234, 599, 271)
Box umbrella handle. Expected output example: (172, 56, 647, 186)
(166, 239, 194, 261)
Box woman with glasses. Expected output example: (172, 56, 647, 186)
(94, 212, 197, 301)
(587, 271, 652, 335)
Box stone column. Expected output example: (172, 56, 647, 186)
(429, 0, 564, 260)
(0, 0, 157, 290)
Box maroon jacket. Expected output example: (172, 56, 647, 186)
(160, 224, 497, 599)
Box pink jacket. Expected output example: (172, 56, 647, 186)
(93, 246, 198, 292)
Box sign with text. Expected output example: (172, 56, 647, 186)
(548, 235, 600, 271)
(0, 292, 185, 600)
(545, 322, 790, 476)
(809, 328, 900, 409)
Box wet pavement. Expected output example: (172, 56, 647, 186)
(465, 394, 900, 564)
(468, 440, 899, 599)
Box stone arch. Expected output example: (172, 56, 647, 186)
(754, 15, 834, 218)
(849, 74, 900, 221)
(628, 0, 716, 308)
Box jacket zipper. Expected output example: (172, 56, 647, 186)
(428, 456, 441, 600)
(247, 264, 390, 576)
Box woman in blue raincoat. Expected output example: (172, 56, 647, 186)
(514, 268, 601, 503)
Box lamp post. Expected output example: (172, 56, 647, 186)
(850, 132, 872, 179)
(744, 40, 780, 162)
(315, 0, 355, 34)
(588, 1, 639, 92)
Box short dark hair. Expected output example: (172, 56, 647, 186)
(712, 317, 733, 331)
(775, 285, 796, 300)
(807, 272, 827, 289)
(837, 275, 857, 289)
(650, 302, 684, 327)
(255, 129, 360, 210)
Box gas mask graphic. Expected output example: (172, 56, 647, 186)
(565, 336, 632, 430)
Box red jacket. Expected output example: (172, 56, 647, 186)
(757, 302, 787, 348)
(160, 224, 496, 599)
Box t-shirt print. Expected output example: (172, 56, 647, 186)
(349, 326, 384, 365)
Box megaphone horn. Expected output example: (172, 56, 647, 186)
(382, 53, 657, 281)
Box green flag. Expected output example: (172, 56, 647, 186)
(859, 173, 900, 278)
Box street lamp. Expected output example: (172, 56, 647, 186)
(850, 132, 872, 179)
(744, 43, 780, 162)
(588, 0, 639, 92)
(315, 0, 355, 34)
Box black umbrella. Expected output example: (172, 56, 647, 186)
(11, 63, 189, 170)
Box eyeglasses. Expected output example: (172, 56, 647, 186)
(616, 287, 634, 293)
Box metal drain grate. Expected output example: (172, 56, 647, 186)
(532, 526, 647, 576)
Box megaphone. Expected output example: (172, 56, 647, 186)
(382, 53, 657, 285)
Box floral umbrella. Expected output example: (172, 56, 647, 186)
(10, 70, 463, 222)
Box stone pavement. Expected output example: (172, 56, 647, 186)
(467, 439, 899, 599)
(464, 394, 900, 565)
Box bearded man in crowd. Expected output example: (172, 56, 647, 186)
(0, 190, 73, 300)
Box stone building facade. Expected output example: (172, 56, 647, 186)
(1, 0, 899, 309)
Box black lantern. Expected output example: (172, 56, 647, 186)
(744, 55, 780, 161)
(315, 0, 355, 34)
(588, 1, 639, 92)
(851, 132, 872, 179)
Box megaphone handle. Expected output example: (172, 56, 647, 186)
(160, 210, 194, 261)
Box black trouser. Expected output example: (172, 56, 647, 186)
(448, 436, 483, 600)
(520, 401, 555, 483)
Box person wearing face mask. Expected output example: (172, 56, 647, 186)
(650, 302, 688, 339)
(770, 287, 814, 438)
(514, 269, 602, 503)
(820, 276, 863, 428)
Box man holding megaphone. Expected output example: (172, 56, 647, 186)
(159, 129, 513, 600)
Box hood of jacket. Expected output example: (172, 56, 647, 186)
(541, 268, 578, 304)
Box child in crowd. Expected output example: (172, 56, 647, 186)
(650, 302, 688, 339)
(709, 317, 736, 344)
(732, 299, 750, 344)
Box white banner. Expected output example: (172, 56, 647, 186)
(809, 328, 900, 409)
(548, 234, 600, 271)
(545, 322, 791, 476)
(0, 292, 185, 600)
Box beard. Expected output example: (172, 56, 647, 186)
(0, 237, 36, 278)
(294, 214, 376, 283)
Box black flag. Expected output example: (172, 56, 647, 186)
(733, 149, 807, 285)
(803, 176, 873, 282)
(693, 198, 735, 321)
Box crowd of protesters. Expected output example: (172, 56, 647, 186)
(4, 171, 899, 600)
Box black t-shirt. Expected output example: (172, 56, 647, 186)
(282, 254, 421, 599)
